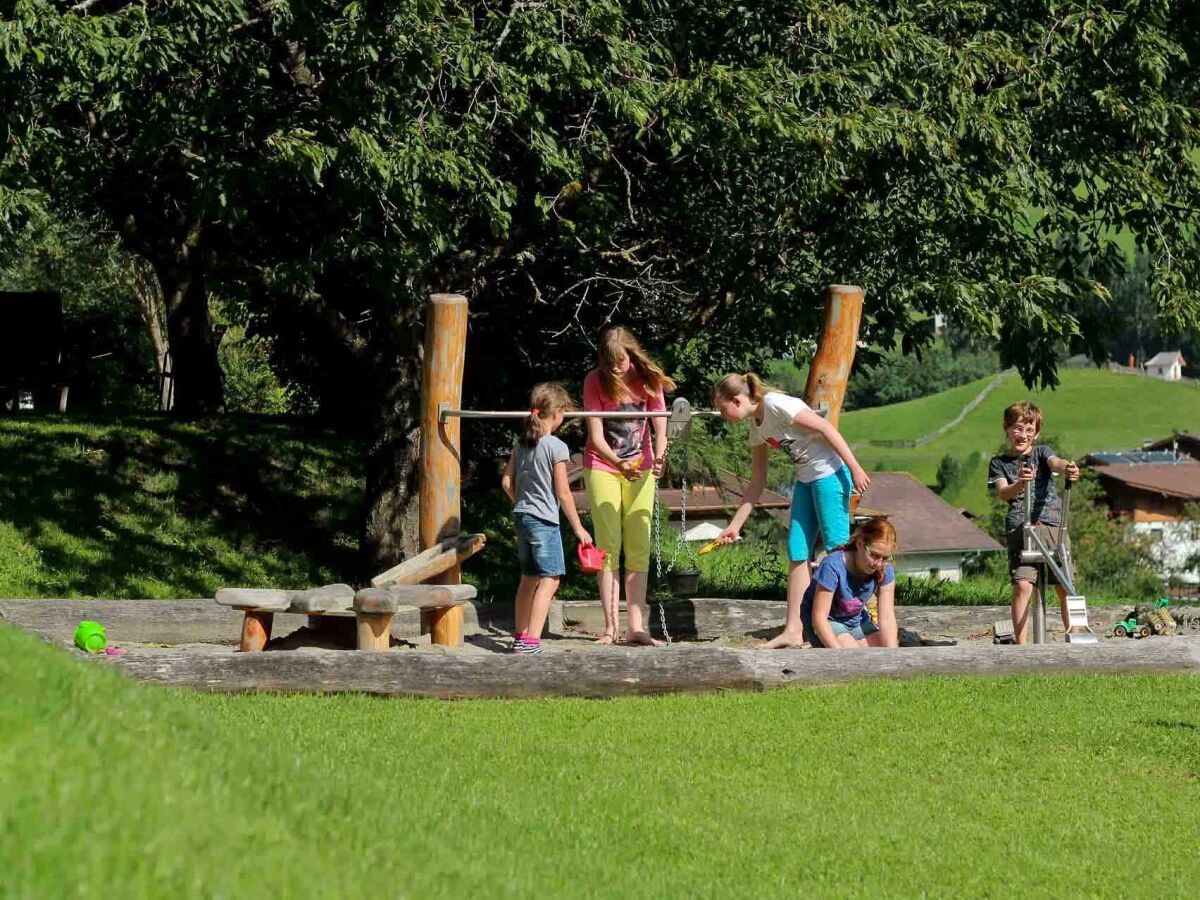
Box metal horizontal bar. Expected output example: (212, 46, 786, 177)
(439, 407, 721, 423)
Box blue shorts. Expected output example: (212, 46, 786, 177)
(514, 512, 565, 578)
(788, 465, 852, 562)
(830, 617, 880, 641)
(802, 608, 878, 646)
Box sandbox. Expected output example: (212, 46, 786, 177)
(4, 597, 1199, 699)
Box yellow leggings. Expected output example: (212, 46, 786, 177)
(583, 468, 655, 573)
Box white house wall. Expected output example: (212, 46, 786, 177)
(1130, 521, 1200, 584)
(896, 552, 965, 582)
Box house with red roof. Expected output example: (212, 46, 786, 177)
(1088, 458, 1200, 584)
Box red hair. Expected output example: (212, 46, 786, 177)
(846, 517, 898, 588)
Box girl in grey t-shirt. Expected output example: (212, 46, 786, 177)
(501, 383, 593, 653)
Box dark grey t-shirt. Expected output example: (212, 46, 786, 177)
(987, 444, 1062, 532)
(512, 435, 570, 525)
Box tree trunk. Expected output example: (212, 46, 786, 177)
(129, 258, 171, 411)
(154, 256, 223, 415)
(360, 311, 424, 576)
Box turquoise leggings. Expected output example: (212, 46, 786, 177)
(788, 465, 852, 562)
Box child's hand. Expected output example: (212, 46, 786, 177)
(617, 459, 640, 481)
(716, 524, 740, 545)
(850, 465, 871, 495)
(651, 453, 667, 478)
(1017, 461, 1035, 485)
(1064, 460, 1080, 482)
(575, 529, 594, 547)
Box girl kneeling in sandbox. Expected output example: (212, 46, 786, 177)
(802, 517, 899, 648)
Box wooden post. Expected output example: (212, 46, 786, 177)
(419, 294, 469, 646)
(238, 610, 273, 652)
(356, 614, 393, 652)
(803, 285, 865, 429)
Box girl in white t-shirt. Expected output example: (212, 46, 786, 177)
(711, 372, 870, 649)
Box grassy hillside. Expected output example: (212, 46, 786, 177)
(840, 368, 1200, 514)
(4, 621, 1200, 897)
(0, 415, 361, 598)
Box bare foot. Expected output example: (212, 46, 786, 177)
(624, 630, 665, 647)
(595, 632, 617, 645)
(762, 629, 809, 650)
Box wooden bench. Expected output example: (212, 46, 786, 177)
(216, 585, 356, 652)
(215, 582, 479, 652)
(369, 533, 487, 645)
(353, 583, 478, 651)
(216, 533, 488, 652)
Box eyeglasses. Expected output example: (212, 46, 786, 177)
(865, 546, 893, 564)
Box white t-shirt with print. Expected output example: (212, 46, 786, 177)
(748, 392, 843, 483)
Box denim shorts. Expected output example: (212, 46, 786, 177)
(803, 609, 879, 646)
(830, 617, 880, 641)
(514, 512, 565, 578)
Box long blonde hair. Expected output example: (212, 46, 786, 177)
(520, 382, 576, 448)
(711, 372, 787, 407)
(597, 326, 676, 402)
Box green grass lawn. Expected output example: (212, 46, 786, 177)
(840, 368, 1200, 514)
(2, 622, 1199, 897)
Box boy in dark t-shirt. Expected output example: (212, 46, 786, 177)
(987, 401, 1080, 644)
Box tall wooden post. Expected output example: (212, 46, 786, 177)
(419, 294, 468, 645)
(804, 284, 865, 523)
(803, 284, 865, 428)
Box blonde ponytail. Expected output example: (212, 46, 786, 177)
(711, 371, 787, 406)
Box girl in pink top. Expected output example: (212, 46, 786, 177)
(583, 326, 675, 645)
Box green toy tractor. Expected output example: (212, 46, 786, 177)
(1113, 617, 1151, 639)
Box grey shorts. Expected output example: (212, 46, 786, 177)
(1007, 526, 1070, 585)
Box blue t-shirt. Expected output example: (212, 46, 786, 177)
(801, 550, 895, 624)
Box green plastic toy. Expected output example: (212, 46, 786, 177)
(1112, 617, 1150, 639)
(73, 621, 107, 653)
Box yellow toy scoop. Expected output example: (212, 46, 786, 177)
(698, 540, 722, 556)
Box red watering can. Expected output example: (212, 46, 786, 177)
(577, 544, 608, 574)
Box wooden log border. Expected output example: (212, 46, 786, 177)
(95, 638, 1200, 699)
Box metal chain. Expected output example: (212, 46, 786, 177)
(652, 462, 672, 645)
(652, 474, 664, 582)
(671, 435, 699, 572)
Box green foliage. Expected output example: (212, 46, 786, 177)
(1106, 250, 1200, 372)
(895, 573, 1009, 606)
(935, 454, 960, 495)
(848, 339, 1000, 409)
(4, 0, 1200, 556)
(0, 415, 361, 598)
(0, 207, 158, 410)
(216, 324, 295, 416)
(3, 0, 1200, 404)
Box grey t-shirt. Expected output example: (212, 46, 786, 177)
(512, 434, 570, 525)
(987, 444, 1062, 532)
